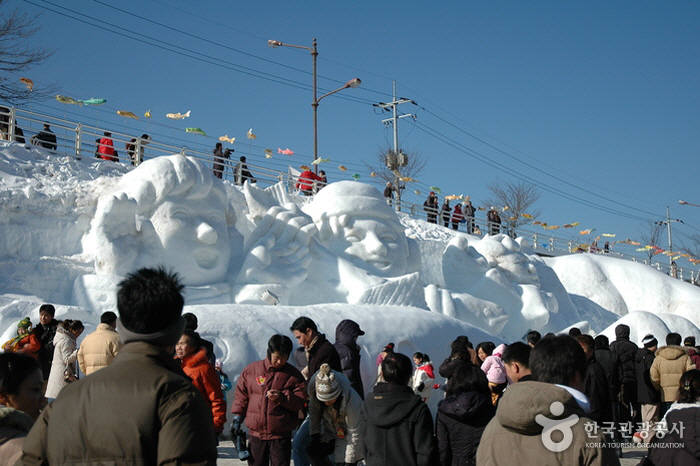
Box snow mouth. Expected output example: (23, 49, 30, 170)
(194, 249, 219, 269)
(370, 260, 391, 270)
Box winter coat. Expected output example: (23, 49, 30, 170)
(451, 204, 464, 223)
(32, 130, 57, 150)
(77, 323, 121, 376)
(180, 348, 226, 432)
(21, 341, 218, 465)
(463, 203, 476, 218)
(307, 333, 341, 379)
(424, 197, 438, 219)
(686, 347, 700, 368)
(296, 169, 322, 192)
(34, 320, 59, 379)
(364, 382, 436, 466)
(235, 161, 255, 185)
(2, 333, 40, 359)
(0, 405, 34, 466)
(440, 203, 451, 223)
(308, 369, 365, 464)
(436, 391, 495, 466)
(635, 347, 660, 404)
(231, 358, 306, 440)
(583, 357, 612, 423)
(642, 403, 699, 466)
(97, 137, 117, 161)
(439, 357, 473, 381)
(594, 347, 619, 401)
(412, 362, 435, 402)
(45, 326, 78, 399)
(481, 345, 507, 384)
(650, 346, 696, 402)
(476, 381, 620, 466)
(334, 320, 365, 399)
(610, 324, 638, 399)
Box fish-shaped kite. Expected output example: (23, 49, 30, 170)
(312, 157, 330, 165)
(430, 186, 441, 193)
(400, 176, 416, 182)
(264, 148, 273, 158)
(601, 233, 616, 238)
(352, 174, 360, 180)
(579, 229, 593, 235)
(502, 205, 510, 211)
(219, 135, 236, 144)
(81, 98, 106, 105)
(56, 95, 81, 105)
(278, 147, 294, 155)
(445, 194, 462, 200)
(521, 213, 534, 219)
(166, 110, 191, 120)
(144, 110, 152, 118)
(544, 225, 560, 230)
(19, 77, 33, 91)
(117, 110, 138, 119)
(338, 165, 347, 171)
(370, 172, 377, 177)
(246, 128, 256, 140)
(300, 165, 311, 170)
(414, 189, 421, 195)
(185, 127, 207, 136)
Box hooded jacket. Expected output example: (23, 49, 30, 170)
(180, 348, 226, 432)
(334, 319, 365, 399)
(644, 403, 699, 465)
(307, 333, 341, 379)
(308, 368, 365, 464)
(634, 347, 660, 404)
(363, 382, 436, 466)
(45, 326, 78, 399)
(412, 362, 435, 402)
(21, 341, 217, 465)
(476, 381, 619, 466)
(650, 346, 696, 402)
(610, 324, 638, 390)
(0, 405, 34, 465)
(436, 391, 495, 466)
(77, 322, 121, 376)
(231, 358, 306, 440)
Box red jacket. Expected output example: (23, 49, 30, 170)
(231, 358, 306, 440)
(452, 204, 464, 223)
(296, 170, 322, 192)
(97, 137, 117, 161)
(3, 334, 41, 359)
(181, 348, 226, 432)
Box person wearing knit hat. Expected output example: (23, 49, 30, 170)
(308, 363, 366, 465)
(303, 181, 410, 278)
(21, 267, 218, 464)
(1, 318, 40, 358)
(634, 334, 660, 442)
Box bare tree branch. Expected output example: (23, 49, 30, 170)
(639, 220, 664, 263)
(484, 180, 541, 235)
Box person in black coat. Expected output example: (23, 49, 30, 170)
(594, 335, 619, 402)
(634, 334, 660, 441)
(436, 365, 495, 466)
(610, 324, 638, 422)
(365, 352, 436, 466)
(32, 123, 57, 150)
(577, 335, 612, 424)
(33, 304, 61, 381)
(424, 192, 438, 224)
(334, 319, 365, 399)
(439, 336, 474, 380)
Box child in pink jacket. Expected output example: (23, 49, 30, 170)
(480, 343, 507, 405)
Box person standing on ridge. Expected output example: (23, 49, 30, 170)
(96, 131, 118, 162)
(440, 199, 451, 227)
(423, 192, 438, 224)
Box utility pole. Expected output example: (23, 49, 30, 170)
(656, 206, 684, 269)
(373, 81, 416, 211)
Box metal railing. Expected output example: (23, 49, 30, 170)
(1, 104, 697, 286)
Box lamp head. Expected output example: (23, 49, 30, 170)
(346, 78, 362, 88)
(679, 200, 688, 205)
(268, 40, 282, 47)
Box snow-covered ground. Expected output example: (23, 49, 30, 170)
(0, 142, 698, 402)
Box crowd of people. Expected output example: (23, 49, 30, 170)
(421, 192, 495, 236)
(0, 268, 698, 465)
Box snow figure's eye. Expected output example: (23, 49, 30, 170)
(346, 235, 361, 242)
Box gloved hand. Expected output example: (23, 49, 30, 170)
(231, 415, 243, 434)
(307, 433, 322, 455)
(417, 382, 425, 392)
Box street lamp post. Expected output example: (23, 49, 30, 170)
(268, 38, 360, 174)
(679, 200, 700, 208)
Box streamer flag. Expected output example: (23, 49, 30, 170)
(430, 186, 441, 193)
(19, 77, 33, 91)
(246, 128, 256, 140)
(352, 174, 360, 180)
(56, 95, 81, 105)
(312, 157, 330, 165)
(579, 229, 593, 235)
(219, 135, 236, 144)
(166, 110, 191, 120)
(602, 233, 616, 238)
(338, 165, 347, 171)
(116, 110, 138, 119)
(264, 149, 273, 158)
(185, 127, 207, 136)
(370, 172, 377, 177)
(81, 98, 106, 105)
(278, 148, 294, 155)
(144, 110, 152, 118)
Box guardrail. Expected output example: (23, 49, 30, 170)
(1, 103, 697, 286)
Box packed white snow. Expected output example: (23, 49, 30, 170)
(0, 142, 698, 397)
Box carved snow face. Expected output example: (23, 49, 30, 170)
(147, 197, 231, 285)
(338, 217, 408, 277)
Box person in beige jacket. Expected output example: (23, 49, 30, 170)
(78, 311, 121, 376)
(650, 332, 696, 415)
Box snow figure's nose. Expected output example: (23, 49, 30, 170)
(196, 222, 218, 245)
(363, 231, 387, 256)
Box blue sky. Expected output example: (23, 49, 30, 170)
(12, 0, 700, 262)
